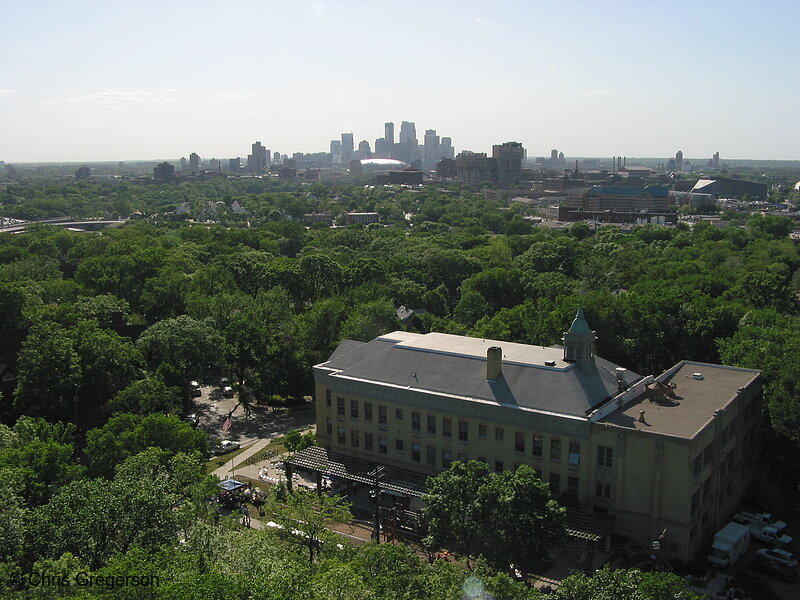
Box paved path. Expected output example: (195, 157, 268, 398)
(212, 438, 271, 480)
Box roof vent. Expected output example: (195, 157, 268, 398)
(692, 372, 704, 380)
(544, 360, 556, 367)
(486, 346, 503, 381)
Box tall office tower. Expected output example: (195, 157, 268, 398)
(675, 150, 683, 170)
(375, 138, 388, 157)
(247, 141, 268, 174)
(189, 152, 201, 174)
(423, 129, 440, 166)
(179, 157, 187, 172)
(228, 157, 241, 173)
(357, 140, 371, 159)
(558, 151, 565, 166)
(399, 121, 417, 146)
(712, 152, 720, 168)
(330, 140, 343, 164)
(385, 122, 394, 147)
(440, 137, 454, 159)
(341, 133, 354, 161)
(551, 149, 558, 163)
(492, 141, 525, 183)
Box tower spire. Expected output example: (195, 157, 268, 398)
(562, 306, 597, 373)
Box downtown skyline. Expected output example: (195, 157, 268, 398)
(2, 0, 799, 163)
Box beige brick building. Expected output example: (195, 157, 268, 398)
(313, 309, 762, 561)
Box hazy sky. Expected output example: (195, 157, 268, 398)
(1, 0, 798, 162)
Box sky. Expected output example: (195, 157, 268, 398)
(1, 0, 799, 163)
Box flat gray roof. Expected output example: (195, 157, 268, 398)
(317, 331, 639, 419)
(599, 361, 760, 439)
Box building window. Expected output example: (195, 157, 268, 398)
(597, 446, 613, 468)
(549, 473, 560, 495)
(337, 397, 345, 416)
(458, 420, 468, 442)
(550, 439, 561, 461)
(457, 452, 468, 462)
(532, 436, 543, 457)
(427, 415, 436, 434)
(495, 427, 504, 442)
(378, 405, 387, 425)
(395, 408, 404, 421)
(326, 389, 331, 407)
(412, 412, 420, 432)
(515, 432, 526, 453)
(326, 417, 332, 435)
(443, 450, 452, 468)
(478, 423, 488, 439)
(364, 403, 373, 422)
(443, 418, 452, 440)
(568, 477, 579, 494)
(351, 430, 359, 448)
(337, 427, 346, 444)
(426, 446, 436, 466)
(350, 399, 359, 419)
(595, 483, 610, 499)
(378, 436, 388, 455)
(395, 439, 404, 452)
(412, 443, 421, 462)
(477, 456, 487, 464)
(568, 443, 581, 465)
(494, 460, 504, 473)
(365, 432, 373, 451)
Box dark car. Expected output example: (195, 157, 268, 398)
(751, 557, 799, 582)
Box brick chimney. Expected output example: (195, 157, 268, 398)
(486, 346, 503, 381)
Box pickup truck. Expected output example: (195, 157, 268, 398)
(750, 525, 792, 546)
(734, 511, 787, 532)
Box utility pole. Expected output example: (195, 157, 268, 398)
(370, 465, 386, 543)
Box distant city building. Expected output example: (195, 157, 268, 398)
(153, 161, 175, 183)
(189, 152, 201, 174)
(690, 177, 767, 200)
(341, 133, 354, 162)
(456, 151, 490, 183)
(675, 150, 684, 170)
(357, 140, 371, 159)
(346, 212, 380, 224)
(436, 158, 458, 179)
(330, 140, 342, 164)
(712, 152, 720, 169)
(228, 157, 241, 174)
(75, 165, 91, 180)
(423, 129, 440, 167)
(385, 122, 394, 147)
(374, 137, 390, 157)
(304, 212, 334, 225)
(492, 141, 525, 184)
(273, 151, 280, 164)
(566, 185, 671, 213)
(247, 142, 269, 174)
(376, 169, 423, 185)
(179, 157, 187, 172)
(441, 137, 454, 160)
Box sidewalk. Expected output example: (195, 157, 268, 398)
(212, 438, 271, 480)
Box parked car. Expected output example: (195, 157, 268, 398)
(213, 440, 240, 455)
(750, 558, 799, 582)
(184, 413, 199, 427)
(222, 386, 234, 398)
(190, 381, 202, 397)
(734, 511, 787, 532)
(755, 548, 798, 568)
(750, 525, 792, 546)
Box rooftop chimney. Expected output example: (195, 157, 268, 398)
(486, 346, 502, 381)
(638, 410, 646, 424)
(615, 368, 627, 392)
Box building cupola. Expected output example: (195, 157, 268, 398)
(562, 306, 597, 374)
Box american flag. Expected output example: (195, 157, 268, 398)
(221, 416, 233, 434)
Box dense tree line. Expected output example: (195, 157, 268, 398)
(0, 179, 797, 597)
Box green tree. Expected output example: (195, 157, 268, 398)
(108, 374, 183, 415)
(423, 461, 564, 570)
(555, 567, 700, 600)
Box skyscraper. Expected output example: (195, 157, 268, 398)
(358, 140, 371, 159)
(399, 121, 417, 146)
(189, 152, 200, 174)
(341, 133, 354, 161)
(441, 137, 454, 160)
(675, 150, 683, 170)
(330, 140, 342, 164)
(384, 122, 394, 147)
(423, 129, 440, 166)
(492, 141, 525, 184)
(247, 142, 268, 174)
